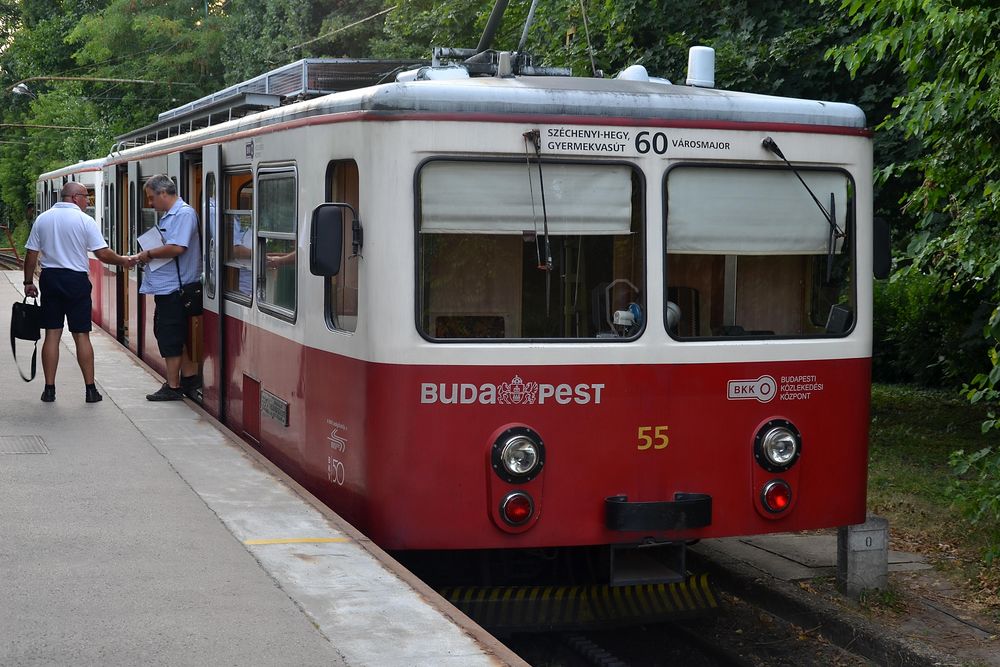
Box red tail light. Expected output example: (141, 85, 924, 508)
(501, 491, 534, 526)
(761, 480, 792, 513)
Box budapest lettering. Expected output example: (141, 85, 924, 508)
(421, 374, 605, 406)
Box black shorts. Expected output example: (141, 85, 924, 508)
(153, 291, 187, 358)
(39, 269, 92, 333)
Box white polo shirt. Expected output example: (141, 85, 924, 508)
(25, 202, 108, 273)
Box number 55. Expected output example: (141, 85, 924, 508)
(637, 425, 669, 450)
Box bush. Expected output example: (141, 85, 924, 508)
(873, 270, 991, 387)
(949, 446, 1000, 563)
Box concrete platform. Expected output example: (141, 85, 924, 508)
(693, 532, 1000, 666)
(1, 272, 522, 666)
(698, 533, 931, 581)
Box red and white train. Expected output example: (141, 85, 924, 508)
(35, 44, 886, 585)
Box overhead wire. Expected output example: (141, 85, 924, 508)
(268, 5, 399, 61)
(578, 0, 598, 77)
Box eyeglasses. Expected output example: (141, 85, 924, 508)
(72, 193, 88, 202)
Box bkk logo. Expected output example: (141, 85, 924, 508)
(726, 375, 777, 403)
(421, 374, 605, 406)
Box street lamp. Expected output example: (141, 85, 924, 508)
(10, 83, 35, 98)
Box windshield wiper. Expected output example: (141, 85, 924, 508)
(762, 136, 845, 281)
(524, 129, 553, 314)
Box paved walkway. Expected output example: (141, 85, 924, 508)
(1, 271, 520, 666)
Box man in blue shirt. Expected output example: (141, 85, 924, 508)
(133, 174, 202, 401)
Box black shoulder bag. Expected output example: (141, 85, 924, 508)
(159, 212, 204, 317)
(10, 296, 41, 381)
(174, 259, 203, 317)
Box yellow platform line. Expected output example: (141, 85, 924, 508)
(244, 537, 351, 545)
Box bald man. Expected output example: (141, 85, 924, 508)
(23, 182, 133, 403)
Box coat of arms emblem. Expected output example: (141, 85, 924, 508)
(498, 375, 538, 405)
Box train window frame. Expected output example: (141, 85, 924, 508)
(103, 183, 111, 240)
(663, 162, 857, 341)
(323, 159, 360, 334)
(138, 177, 160, 235)
(415, 156, 646, 343)
(83, 186, 96, 219)
(129, 181, 138, 255)
(109, 182, 117, 255)
(222, 170, 254, 305)
(256, 167, 297, 322)
(204, 173, 217, 299)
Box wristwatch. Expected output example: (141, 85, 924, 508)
(23, 281, 32, 285)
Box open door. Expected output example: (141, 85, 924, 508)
(201, 144, 223, 418)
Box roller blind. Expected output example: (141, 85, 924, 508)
(667, 167, 849, 255)
(420, 161, 633, 235)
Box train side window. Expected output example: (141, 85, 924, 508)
(102, 184, 110, 239)
(109, 183, 117, 253)
(204, 174, 217, 298)
(129, 182, 137, 254)
(664, 165, 856, 339)
(324, 160, 360, 333)
(223, 171, 254, 303)
(417, 160, 644, 340)
(84, 187, 96, 219)
(257, 170, 297, 319)
(139, 178, 159, 234)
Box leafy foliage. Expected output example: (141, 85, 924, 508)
(950, 446, 1000, 563)
(825, 1, 1000, 559)
(826, 2, 1000, 371)
(873, 269, 990, 386)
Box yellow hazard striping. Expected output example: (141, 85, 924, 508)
(243, 537, 351, 545)
(442, 574, 718, 629)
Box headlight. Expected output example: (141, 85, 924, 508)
(491, 426, 545, 483)
(501, 437, 538, 475)
(754, 420, 801, 472)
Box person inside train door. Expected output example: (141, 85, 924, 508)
(133, 174, 202, 401)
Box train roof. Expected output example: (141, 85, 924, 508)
(362, 75, 867, 128)
(105, 71, 865, 163)
(37, 157, 107, 181)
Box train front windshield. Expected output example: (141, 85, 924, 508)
(416, 159, 855, 341)
(418, 160, 644, 340)
(665, 165, 855, 339)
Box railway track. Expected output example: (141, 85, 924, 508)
(501, 588, 871, 666)
(0, 251, 23, 270)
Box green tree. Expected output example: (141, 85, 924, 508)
(824, 0, 1000, 555)
(0, 0, 222, 241)
(221, 0, 391, 82)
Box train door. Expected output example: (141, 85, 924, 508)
(116, 164, 130, 344)
(136, 157, 168, 369)
(181, 152, 205, 402)
(201, 144, 222, 417)
(126, 161, 141, 354)
(101, 172, 114, 332)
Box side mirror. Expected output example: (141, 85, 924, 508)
(873, 217, 891, 279)
(310, 203, 351, 277)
